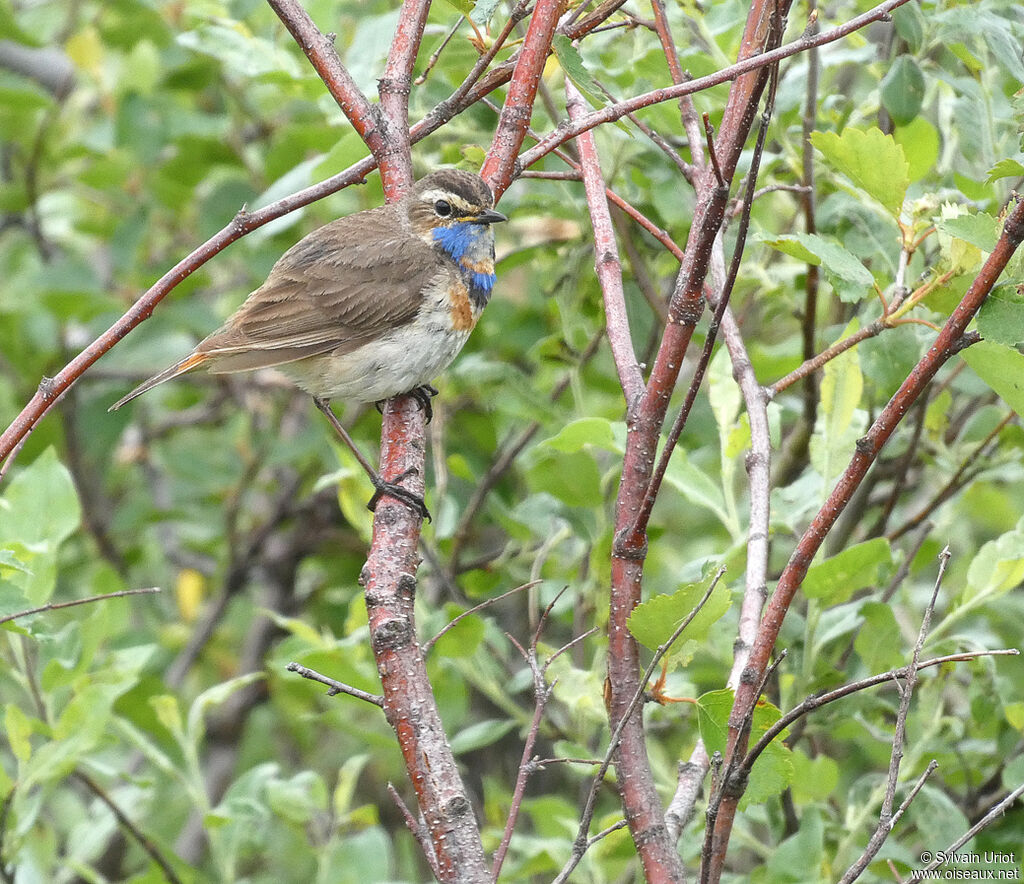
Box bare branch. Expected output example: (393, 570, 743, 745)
(388, 783, 443, 882)
(0, 588, 160, 626)
(838, 547, 952, 884)
(422, 581, 540, 656)
(566, 79, 645, 408)
(554, 566, 726, 884)
(286, 663, 384, 707)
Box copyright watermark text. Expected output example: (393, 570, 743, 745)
(912, 851, 1021, 880)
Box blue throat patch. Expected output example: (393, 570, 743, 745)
(432, 222, 475, 262)
(434, 223, 496, 308)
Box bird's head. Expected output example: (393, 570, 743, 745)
(405, 170, 507, 245)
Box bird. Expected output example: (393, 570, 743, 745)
(110, 168, 507, 517)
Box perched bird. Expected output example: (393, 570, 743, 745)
(111, 168, 506, 515)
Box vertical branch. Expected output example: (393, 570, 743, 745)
(362, 400, 489, 882)
(649, 0, 706, 175)
(799, 3, 821, 432)
(838, 548, 951, 883)
(481, 0, 563, 197)
(566, 80, 645, 408)
(378, 0, 433, 192)
(706, 198, 1024, 881)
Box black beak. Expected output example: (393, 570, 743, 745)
(472, 208, 508, 224)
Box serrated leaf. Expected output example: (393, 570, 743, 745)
(627, 572, 731, 664)
(935, 212, 999, 252)
(552, 36, 606, 111)
(759, 234, 874, 302)
(961, 341, 1024, 419)
(986, 158, 1024, 184)
(804, 538, 893, 604)
(696, 689, 793, 807)
(811, 128, 909, 217)
(978, 285, 1024, 346)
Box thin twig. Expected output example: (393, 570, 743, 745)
(387, 783, 443, 882)
(0, 588, 160, 626)
(838, 547, 952, 883)
(422, 581, 539, 655)
(567, 79, 645, 408)
(286, 663, 384, 707)
(744, 648, 1020, 770)
(74, 771, 183, 884)
(553, 567, 726, 884)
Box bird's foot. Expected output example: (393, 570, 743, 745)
(367, 467, 431, 522)
(374, 384, 439, 423)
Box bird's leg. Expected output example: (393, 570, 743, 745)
(312, 397, 430, 521)
(374, 384, 439, 423)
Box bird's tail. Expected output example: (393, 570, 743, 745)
(108, 351, 209, 412)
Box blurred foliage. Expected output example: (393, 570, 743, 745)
(2, 0, 1024, 881)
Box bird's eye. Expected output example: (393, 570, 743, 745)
(434, 199, 452, 217)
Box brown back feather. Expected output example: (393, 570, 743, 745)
(196, 204, 440, 373)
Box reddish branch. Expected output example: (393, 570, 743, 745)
(567, 81, 645, 407)
(596, 0, 785, 878)
(517, 0, 912, 171)
(480, 0, 563, 196)
(705, 198, 1024, 881)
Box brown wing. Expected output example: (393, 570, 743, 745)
(197, 205, 440, 373)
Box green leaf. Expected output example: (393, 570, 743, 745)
(854, 602, 904, 671)
(552, 36, 606, 112)
(978, 285, 1024, 347)
(811, 319, 864, 486)
(764, 808, 824, 881)
(0, 448, 80, 550)
(469, 0, 502, 25)
(433, 605, 485, 658)
(789, 751, 839, 803)
(935, 212, 999, 252)
(894, 117, 940, 182)
(811, 128, 909, 217)
(986, 158, 1024, 184)
(186, 672, 265, 745)
(804, 538, 893, 604)
(759, 233, 874, 302)
(0, 448, 81, 604)
(880, 56, 925, 125)
(542, 417, 619, 453)
(525, 449, 604, 508)
(965, 520, 1024, 599)
(5, 703, 34, 763)
(892, 3, 925, 51)
(696, 689, 793, 807)
(449, 718, 516, 755)
(627, 571, 731, 665)
(961, 341, 1024, 419)
(267, 770, 328, 824)
(663, 449, 731, 528)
